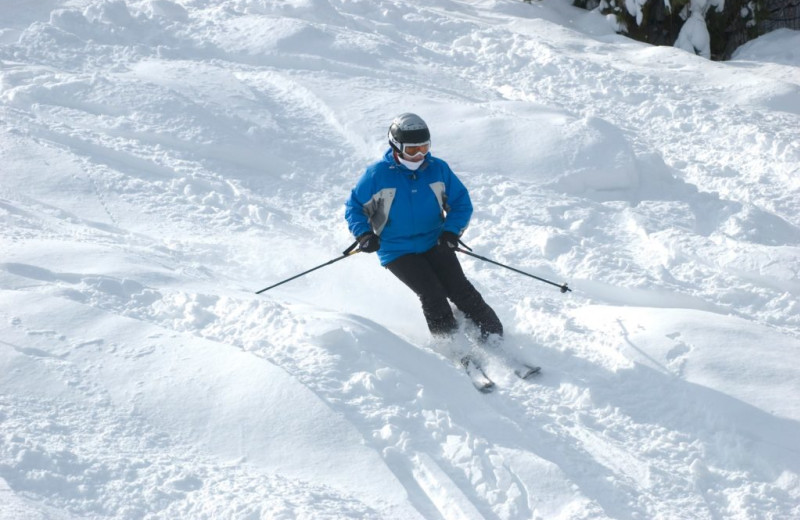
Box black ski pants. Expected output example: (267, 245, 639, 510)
(386, 244, 503, 338)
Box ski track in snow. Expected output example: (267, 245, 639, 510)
(2, 0, 800, 519)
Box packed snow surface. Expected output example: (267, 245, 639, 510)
(1, 1, 799, 518)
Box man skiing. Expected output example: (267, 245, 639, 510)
(345, 113, 503, 340)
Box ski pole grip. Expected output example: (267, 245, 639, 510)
(342, 239, 360, 255)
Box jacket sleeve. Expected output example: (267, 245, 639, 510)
(442, 163, 472, 235)
(345, 170, 374, 238)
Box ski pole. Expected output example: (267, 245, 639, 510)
(455, 243, 571, 293)
(255, 240, 360, 294)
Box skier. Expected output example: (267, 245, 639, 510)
(345, 113, 503, 340)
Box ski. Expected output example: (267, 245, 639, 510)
(461, 355, 495, 393)
(511, 361, 541, 380)
(495, 348, 541, 380)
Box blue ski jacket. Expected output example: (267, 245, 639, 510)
(345, 148, 472, 266)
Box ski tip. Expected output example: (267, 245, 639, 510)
(477, 382, 496, 393)
(515, 365, 542, 379)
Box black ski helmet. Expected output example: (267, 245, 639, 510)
(388, 113, 430, 153)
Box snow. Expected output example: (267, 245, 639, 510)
(673, 0, 725, 59)
(674, 10, 711, 59)
(1, 0, 799, 518)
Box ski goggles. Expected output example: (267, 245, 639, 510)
(401, 141, 431, 157)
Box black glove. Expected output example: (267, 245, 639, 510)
(357, 232, 380, 253)
(438, 231, 461, 250)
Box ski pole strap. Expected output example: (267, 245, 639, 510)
(455, 248, 572, 293)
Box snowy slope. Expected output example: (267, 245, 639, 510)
(2, 0, 799, 518)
